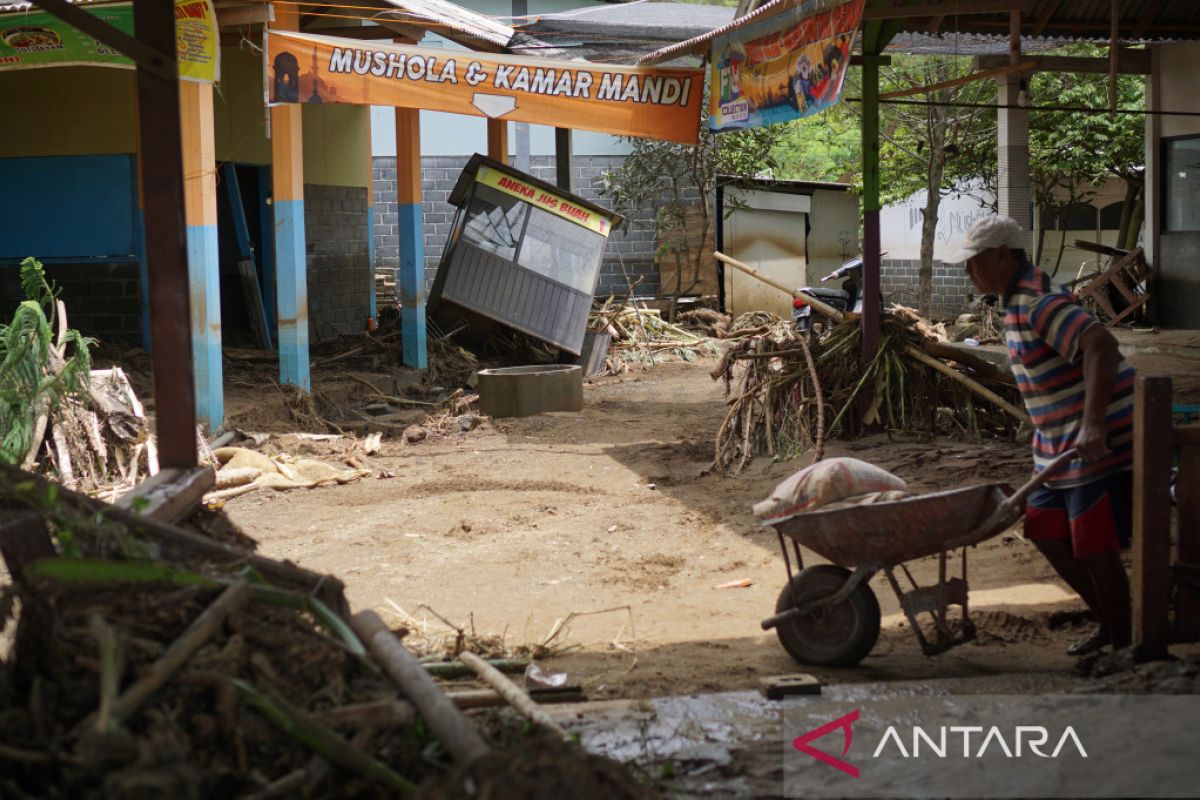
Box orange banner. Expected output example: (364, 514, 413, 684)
(265, 31, 705, 145)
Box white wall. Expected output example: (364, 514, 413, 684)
(879, 186, 992, 262)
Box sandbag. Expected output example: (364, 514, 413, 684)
(753, 458, 908, 524)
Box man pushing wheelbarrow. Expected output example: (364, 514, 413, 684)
(757, 216, 1134, 666)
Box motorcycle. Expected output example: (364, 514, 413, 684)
(792, 252, 887, 333)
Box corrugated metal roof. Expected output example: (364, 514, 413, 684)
(372, 0, 513, 50)
(639, 0, 843, 64)
(638, 0, 1200, 64)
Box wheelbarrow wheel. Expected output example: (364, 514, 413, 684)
(774, 565, 880, 667)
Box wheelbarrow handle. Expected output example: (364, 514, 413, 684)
(975, 449, 1077, 537)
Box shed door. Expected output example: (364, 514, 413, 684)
(723, 189, 810, 317)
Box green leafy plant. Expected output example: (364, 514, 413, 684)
(0, 257, 95, 465)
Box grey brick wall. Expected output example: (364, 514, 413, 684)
(305, 184, 371, 342)
(372, 155, 662, 299)
(0, 262, 141, 344)
(880, 258, 975, 320)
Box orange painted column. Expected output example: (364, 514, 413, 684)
(271, 3, 309, 390)
(179, 79, 223, 429)
(487, 119, 509, 165)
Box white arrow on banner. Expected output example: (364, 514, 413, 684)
(472, 93, 518, 118)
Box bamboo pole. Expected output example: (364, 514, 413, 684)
(879, 61, 1034, 101)
(904, 345, 1029, 423)
(99, 579, 249, 727)
(457, 651, 570, 740)
(351, 610, 489, 767)
(713, 251, 845, 322)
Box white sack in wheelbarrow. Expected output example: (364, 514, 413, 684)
(752, 457, 908, 525)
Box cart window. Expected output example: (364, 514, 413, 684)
(516, 206, 606, 294)
(461, 184, 528, 260)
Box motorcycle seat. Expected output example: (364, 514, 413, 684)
(801, 287, 850, 301)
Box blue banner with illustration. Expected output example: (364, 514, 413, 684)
(710, 0, 863, 132)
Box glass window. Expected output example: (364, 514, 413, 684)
(1165, 136, 1200, 232)
(516, 206, 606, 294)
(460, 184, 528, 260)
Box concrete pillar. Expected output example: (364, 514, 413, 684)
(395, 106, 427, 368)
(270, 6, 310, 391)
(179, 79, 223, 429)
(997, 75, 1033, 253)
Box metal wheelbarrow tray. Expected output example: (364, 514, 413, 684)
(761, 451, 1073, 667)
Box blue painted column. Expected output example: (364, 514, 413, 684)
(395, 106, 427, 368)
(270, 6, 310, 390)
(180, 80, 223, 429)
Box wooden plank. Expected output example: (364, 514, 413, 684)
(1177, 442, 1200, 641)
(115, 466, 216, 524)
(1132, 376, 1173, 659)
(1109, 0, 1119, 113)
(659, 206, 718, 297)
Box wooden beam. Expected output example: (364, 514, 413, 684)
(135, 0, 198, 469)
(1032, 0, 1064, 36)
(395, 103, 427, 370)
(1178, 435, 1200, 641)
(215, 3, 273, 27)
(862, 1, 1029, 20)
(879, 61, 1033, 101)
(976, 52, 1151, 75)
(115, 466, 216, 524)
(1132, 376, 1173, 660)
(1133, 0, 1165, 39)
(554, 127, 572, 192)
(487, 120, 509, 165)
(1109, 0, 1119, 113)
(927, 13, 945, 33)
(301, 25, 398, 40)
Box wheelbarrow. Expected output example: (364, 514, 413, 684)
(760, 450, 1075, 667)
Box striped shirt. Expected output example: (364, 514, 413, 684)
(1005, 264, 1135, 488)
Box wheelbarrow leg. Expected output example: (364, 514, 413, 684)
(882, 566, 937, 655)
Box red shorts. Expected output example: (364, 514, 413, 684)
(1024, 471, 1132, 560)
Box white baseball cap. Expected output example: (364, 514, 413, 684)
(949, 215, 1026, 263)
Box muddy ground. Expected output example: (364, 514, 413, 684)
(214, 354, 1168, 701)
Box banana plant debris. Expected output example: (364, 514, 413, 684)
(0, 465, 654, 799)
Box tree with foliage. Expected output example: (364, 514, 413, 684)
(774, 99, 862, 183)
(599, 121, 785, 318)
(865, 56, 998, 317)
(1, 258, 93, 465)
(1030, 54, 1145, 272)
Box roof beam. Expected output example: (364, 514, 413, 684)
(1132, 0, 1164, 38)
(862, 1, 1029, 20)
(1032, 0, 1064, 36)
(879, 59, 1033, 100)
(976, 51, 1151, 74)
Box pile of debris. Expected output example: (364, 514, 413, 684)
(0, 466, 652, 799)
(588, 296, 718, 372)
(710, 311, 1026, 474)
(1, 258, 157, 498)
